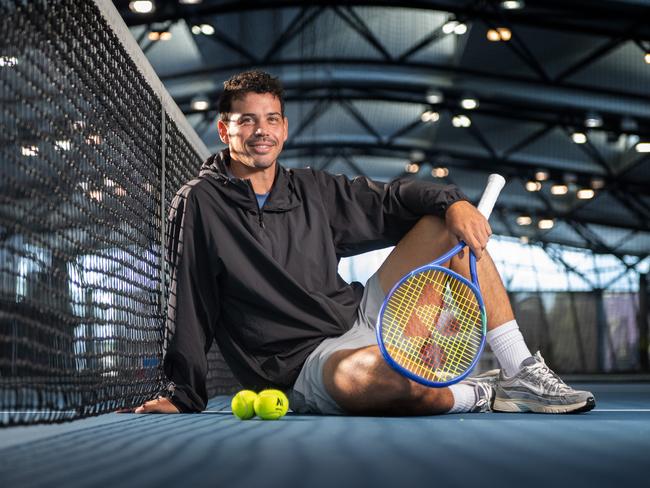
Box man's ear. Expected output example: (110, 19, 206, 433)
(282, 116, 289, 142)
(217, 119, 229, 144)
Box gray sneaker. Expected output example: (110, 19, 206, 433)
(493, 351, 596, 414)
(462, 369, 500, 413)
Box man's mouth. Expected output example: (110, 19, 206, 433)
(248, 141, 275, 154)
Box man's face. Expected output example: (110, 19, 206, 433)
(217, 92, 288, 170)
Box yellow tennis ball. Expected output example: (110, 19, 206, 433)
(231, 390, 258, 420)
(253, 389, 289, 420)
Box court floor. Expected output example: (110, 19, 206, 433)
(1, 382, 648, 488)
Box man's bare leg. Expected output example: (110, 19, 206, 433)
(323, 215, 513, 415)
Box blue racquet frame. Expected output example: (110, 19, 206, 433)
(376, 241, 487, 387)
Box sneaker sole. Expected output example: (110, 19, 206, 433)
(493, 396, 596, 414)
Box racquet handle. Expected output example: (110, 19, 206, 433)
(476, 174, 506, 219)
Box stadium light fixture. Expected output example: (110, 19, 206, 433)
(460, 98, 479, 110)
(584, 112, 603, 128)
(571, 132, 587, 144)
(550, 184, 568, 195)
(538, 219, 554, 230)
(452, 115, 471, 127)
(426, 89, 444, 104)
(191, 96, 210, 111)
(129, 1, 155, 14)
(516, 216, 532, 226)
(501, 0, 524, 9)
(576, 188, 595, 200)
(525, 180, 542, 192)
(432, 167, 449, 178)
(421, 111, 440, 123)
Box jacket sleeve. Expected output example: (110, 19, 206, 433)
(162, 185, 220, 413)
(314, 171, 469, 257)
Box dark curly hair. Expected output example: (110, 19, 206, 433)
(218, 70, 285, 121)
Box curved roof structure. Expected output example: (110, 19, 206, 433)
(115, 0, 650, 258)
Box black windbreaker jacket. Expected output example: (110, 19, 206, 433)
(163, 149, 468, 412)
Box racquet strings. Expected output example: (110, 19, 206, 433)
(380, 268, 485, 382)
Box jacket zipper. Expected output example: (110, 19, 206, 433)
(245, 180, 265, 228)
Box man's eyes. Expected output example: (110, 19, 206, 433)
(238, 116, 281, 125)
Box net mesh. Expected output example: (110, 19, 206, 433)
(380, 267, 485, 384)
(0, 0, 238, 426)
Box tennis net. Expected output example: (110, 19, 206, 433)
(0, 0, 239, 426)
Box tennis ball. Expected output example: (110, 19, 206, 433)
(231, 390, 258, 420)
(254, 389, 289, 420)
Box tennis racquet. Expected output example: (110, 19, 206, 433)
(376, 173, 506, 387)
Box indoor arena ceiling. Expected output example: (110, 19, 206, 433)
(113, 0, 650, 260)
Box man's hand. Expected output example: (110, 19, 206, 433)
(445, 200, 492, 260)
(117, 396, 180, 414)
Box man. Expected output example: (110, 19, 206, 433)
(134, 71, 594, 415)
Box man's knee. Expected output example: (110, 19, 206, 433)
(323, 347, 417, 409)
(323, 346, 383, 395)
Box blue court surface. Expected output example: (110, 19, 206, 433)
(1, 382, 648, 488)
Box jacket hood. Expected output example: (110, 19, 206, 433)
(198, 149, 301, 212)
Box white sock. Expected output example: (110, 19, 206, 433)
(447, 384, 475, 413)
(486, 320, 532, 377)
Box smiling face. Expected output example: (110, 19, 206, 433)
(217, 92, 289, 172)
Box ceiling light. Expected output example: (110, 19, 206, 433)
(191, 25, 201, 35)
(426, 89, 444, 104)
(159, 31, 172, 41)
(576, 188, 595, 200)
(550, 184, 568, 195)
(460, 98, 479, 110)
(497, 27, 512, 41)
(534, 170, 549, 181)
(635, 142, 650, 153)
(421, 110, 440, 123)
(179, 0, 203, 4)
(200, 23, 215, 35)
(538, 219, 554, 230)
(584, 112, 603, 128)
(191, 96, 210, 111)
(487, 29, 501, 42)
(525, 180, 542, 192)
(516, 215, 532, 226)
(148, 31, 160, 41)
(571, 132, 587, 144)
(501, 0, 524, 9)
(432, 167, 449, 178)
(452, 115, 471, 127)
(129, 1, 154, 14)
(645, 53, 650, 64)
(454, 23, 468, 35)
(442, 20, 459, 35)
(405, 163, 420, 174)
(443, 20, 467, 35)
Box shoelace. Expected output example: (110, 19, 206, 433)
(527, 362, 572, 393)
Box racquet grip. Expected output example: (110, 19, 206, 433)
(476, 174, 506, 219)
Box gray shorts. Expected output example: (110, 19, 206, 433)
(287, 272, 386, 415)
